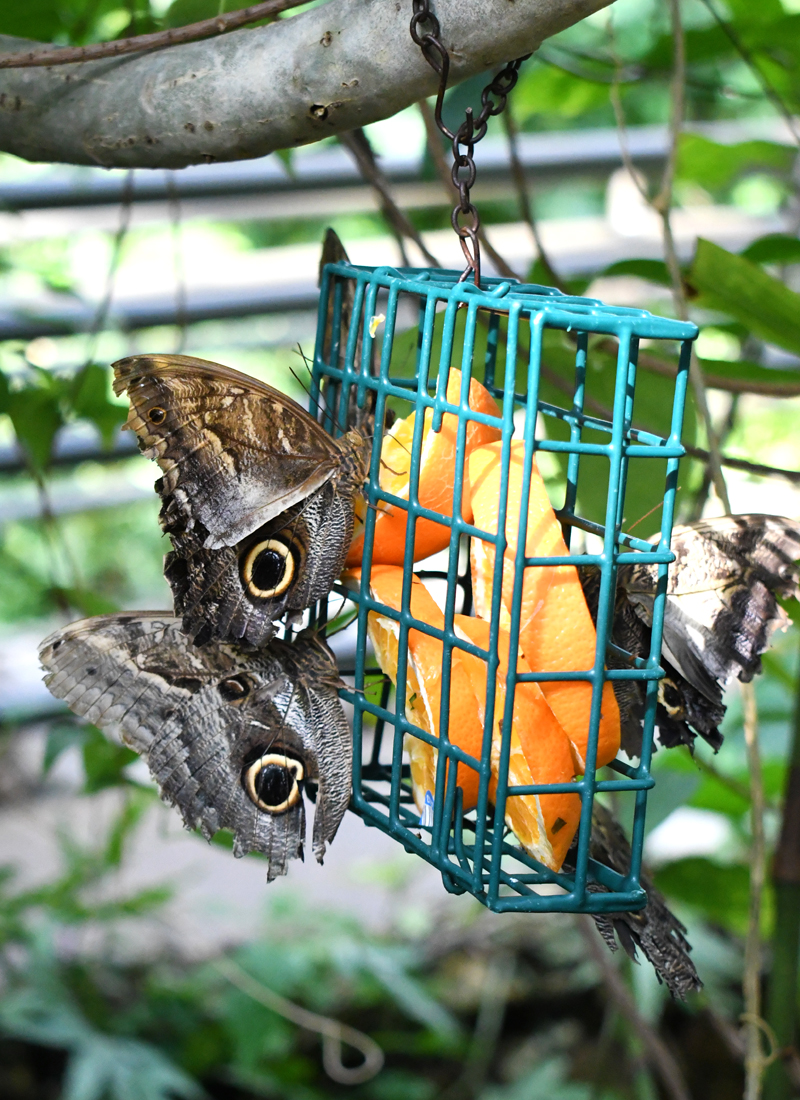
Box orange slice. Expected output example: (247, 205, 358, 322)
(346, 369, 501, 567)
(358, 563, 580, 872)
(453, 616, 580, 872)
(361, 564, 484, 812)
(468, 440, 620, 772)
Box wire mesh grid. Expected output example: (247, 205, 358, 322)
(311, 263, 696, 914)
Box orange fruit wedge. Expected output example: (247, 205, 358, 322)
(360, 564, 485, 811)
(346, 369, 501, 567)
(358, 564, 580, 872)
(468, 440, 620, 772)
(453, 616, 580, 872)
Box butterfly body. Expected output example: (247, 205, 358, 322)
(113, 354, 370, 646)
(39, 614, 352, 881)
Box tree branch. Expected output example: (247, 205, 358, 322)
(0, 0, 615, 169)
(338, 128, 438, 266)
(0, 0, 305, 69)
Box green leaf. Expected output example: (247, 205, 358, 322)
(653, 857, 751, 934)
(64, 1033, 203, 1100)
(274, 148, 295, 176)
(104, 788, 156, 867)
(741, 233, 800, 266)
(512, 62, 609, 122)
(698, 356, 800, 392)
(688, 238, 800, 356)
(537, 330, 697, 538)
(43, 722, 89, 774)
(81, 726, 139, 793)
(725, 0, 784, 24)
(601, 258, 672, 286)
(6, 382, 65, 472)
(677, 133, 793, 192)
(69, 364, 127, 448)
(57, 586, 120, 618)
(164, 0, 249, 26)
(688, 771, 749, 818)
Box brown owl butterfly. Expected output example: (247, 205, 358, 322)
(39, 613, 351, 881)
(112, 354, 370, 648)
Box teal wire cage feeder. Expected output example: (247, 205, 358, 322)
(310, 262, 696, 915)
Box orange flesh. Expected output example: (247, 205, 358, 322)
(359, 564, 580, 871)
(453, 616, 580, 871)
(468, 441, 621, 772)
(361, 565, 485, 810)
(346, 369, 501, 567)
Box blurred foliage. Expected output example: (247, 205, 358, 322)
(1, 0, 800, 1098)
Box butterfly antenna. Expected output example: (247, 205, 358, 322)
(288, 348, 322, 417)
(627, 489, 681, 534)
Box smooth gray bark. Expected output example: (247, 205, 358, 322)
(0, 0, 613, 169)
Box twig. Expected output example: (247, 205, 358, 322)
(764, 640, 800, 1100)
(418, 98, 453, 195)
(0, 0, 307, 69)
(610, 0, 731, 513)
(215, 957, 384, 1086)
(523, 333, 800, 484)
(742, 681, 769, 1100)
(698, 0, 800, 148)
(82, 170, 133, 371)
(501, 109, 564, 289)
(166, 171, 187, 354)
(693, 751, 780, 812)
(661, 0, 730, 513)
(438, 951, 516, 1099)
(339, 128, 438, 267)
(631, 349, 800, 399)
(681, 444, 800, 485)
(580, 918, 692, 1100)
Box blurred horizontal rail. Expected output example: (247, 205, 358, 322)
(0, 120, 789, 214)
(0, 283, 319, 340)
(0, 126, 670, 212)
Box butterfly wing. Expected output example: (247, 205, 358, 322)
(582, 514, 800, 756)
(113, 354, 345, 550)
(164, 474, 361, 648)
(38, 613, 352, 880)
(624, 514, 800, 698)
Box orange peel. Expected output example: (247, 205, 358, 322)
(468, 440, 621, 772)
(357, 564, 580, 872)
(346, 369, 501, 567)
(453, 615, 580, 871)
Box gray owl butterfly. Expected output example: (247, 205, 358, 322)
(580, 513, 800, 756)
(38, 614, 351, 881)
(112, 354, 371, 649)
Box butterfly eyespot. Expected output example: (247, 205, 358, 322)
(241, 538, 296, 599)
(242, 753, 304, 814)
(148, 406, 167, 424)
(218, 675, 251, 703)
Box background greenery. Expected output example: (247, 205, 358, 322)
(1, 0, 800, 1098)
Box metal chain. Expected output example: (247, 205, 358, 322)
(410, 0, 528, 285)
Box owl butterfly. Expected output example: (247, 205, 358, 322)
(112, 354, 371, 648)
(39, 614, 351, 881)
(580, 514, 800, 757)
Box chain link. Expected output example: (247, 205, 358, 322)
(410, 0, 528, 285)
